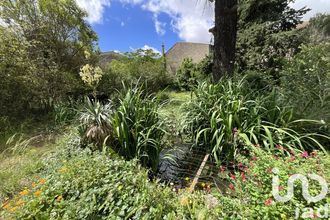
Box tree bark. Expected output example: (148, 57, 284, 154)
(212, 0, 238, 82)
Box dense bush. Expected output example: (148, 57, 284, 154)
(281, 43, 330, 121)
(182, 79, 329, 164)
(215, 147, 330, 218)
(0, 0, 97, 117)
(0, 147, 223, 219)
(99, 49, 173, 95)
(176, 56, 212, 91)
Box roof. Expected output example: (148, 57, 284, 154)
(166, 42, 211, 73)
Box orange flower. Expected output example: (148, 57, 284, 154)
(56, 195, 63, 202)
(2, 201, 11, 210)
(31, 182, 37, 188)
(19, 189, 29, 196)
(39, 178, 46, 185)
(34, 190, 42, 197)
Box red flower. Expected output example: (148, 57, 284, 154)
(264, 198, 273, 206)
(311, 151, 317, 157)
(230, 174, 236, 180)
(241, 172, 246, 182)
(278, 186, 284, 191)
(301, 151, 309, 159)
(229, 183, 235, 191)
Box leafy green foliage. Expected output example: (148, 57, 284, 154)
(215, 148, 330, 218)
(0, 147, 221, 219)
(112, 86, 165, 172)
(281, 43, 330, 147)
(100, 49, 172, 94)
(236, 0, 309, 77)
(182, 79, 329, 164)
(176, 56, 212, 90)
(0, 0, 97, 117)
(304, 13, 330, 43)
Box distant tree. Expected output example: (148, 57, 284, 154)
(236, 0, 309, 79)
(0, 0, 98, 116)
(209, 0, 238, 81)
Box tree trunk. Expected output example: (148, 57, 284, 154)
(212, 0, 238, 82)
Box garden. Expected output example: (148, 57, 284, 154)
(0, 0, 329, 219)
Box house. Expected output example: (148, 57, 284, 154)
(165, 42, 212, 73)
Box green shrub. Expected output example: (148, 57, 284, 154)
(112, 86, 165, 172)
(215, 147, 330, 218)
(182, 79, 329, 164)
(100, 49, 173, 95)
(281, 43, 330, 120)
(176, 57, 211, 91)
(0, 148, 222, 219)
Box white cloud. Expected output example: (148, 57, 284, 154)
(291, 0, 330, 20)
(75, 0, 111, 24)
(121, 21, 125, 27)
(153, 15, 166, 35)
(142, 0, 214, 43)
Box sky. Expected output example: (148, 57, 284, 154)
(74, 0, 330, 53)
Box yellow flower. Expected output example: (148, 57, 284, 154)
(19, 189, 29, 196)
(185, 177, 190, 181)
(179, 196, 189, 206)
(201, 183, 206, 187)
(59, 167, 68, 173)
(34, 190, 42, 197)
(15, 199, 24, 206)
(56, 195, 63, 202)
(9, 206, 18, 212)
(39, 178, 46, 185)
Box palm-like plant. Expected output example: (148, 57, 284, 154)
(79, 98, 113, 150)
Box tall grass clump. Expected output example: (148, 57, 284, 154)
(182, 79, 329, 164)
(112, 85, 165, 172)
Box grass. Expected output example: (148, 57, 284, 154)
(159, 91, 191, 120)
(0, 122, 74, 202)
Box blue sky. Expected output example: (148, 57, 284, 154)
(75, 0, 330, 53)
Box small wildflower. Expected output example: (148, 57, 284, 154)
(220, 166, 225, 173)
(229, 183, 235, 191)
(39, 178, 46, 185)
(9, 206, 18, 212)
(15, 199, 24, 206)
(2, 202, 10, 210)
(179, 196, 189, 206)
(278, 186, 284, 191)
(230, 174, 236, 180)
(170, 182, 174, 186)
(31, 182, 37, 188)
(185, 177, 190, 181)
(241, 172, 246, 182)
(19, 189, 29, 196)
(34, 190, 42, 197)
(264, 198, 273, 206)
(311, 151, 317, 157)
(301, 151, 309, 159)
(201, 182, 206, 188)
(59, 167, 68, 173)
(56, 195, 63, 202)
(252, 156, 257, 161)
